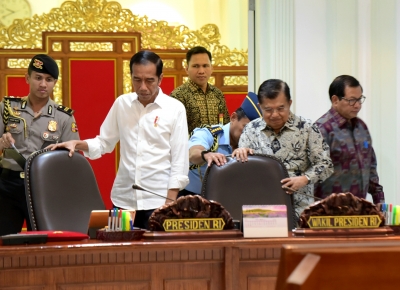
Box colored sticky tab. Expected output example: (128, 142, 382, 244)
(396, 206, 400, 225)
(122, 211, 130, 231)
(392, 206, 397, 226)
(382, 204, 387, 225)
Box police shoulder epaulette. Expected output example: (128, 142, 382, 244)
(3, 96, 23, 101)
(206, 126, 223, 137)
(57, 105, 74, 116)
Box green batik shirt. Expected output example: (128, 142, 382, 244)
(170, 79, 230, 133)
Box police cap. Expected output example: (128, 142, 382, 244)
(28, 54, 59, 79)
(241, 92, 262, 121)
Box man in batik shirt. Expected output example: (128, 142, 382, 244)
(170, 46, 230, 133)
(238, 79, 333, 221)
(314, 75, 384, 204)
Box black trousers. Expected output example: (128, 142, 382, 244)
(0, 168, 32, 236)
(133, 209, 155, 230)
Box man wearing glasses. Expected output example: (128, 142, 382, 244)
(238, 79, 333, 221)
(314, 75, 384, 204)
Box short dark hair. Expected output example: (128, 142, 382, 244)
(235, 107, 247, 121)
(329, 75, 363, 101)
(129, 50, 163, 78)
(257, 79, 291, 103)
(186, 46, 212, 64)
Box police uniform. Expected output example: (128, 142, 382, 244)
(181, 92, 262, 196)
(184, 124, 229, 195)
(0, 54, 80, 236)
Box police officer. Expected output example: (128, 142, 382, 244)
(0, 54, 80, 236)
(181, 92, 262, 196)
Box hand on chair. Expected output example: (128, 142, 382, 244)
(281, 176, 309, 194)
(232, 148, 253, 162)
(46, 140, 79, 157)
(203, 152, 227, 167)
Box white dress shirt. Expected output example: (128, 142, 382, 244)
(83, 89, 189, 210)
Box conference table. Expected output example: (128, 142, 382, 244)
(0, 231, 399, 290)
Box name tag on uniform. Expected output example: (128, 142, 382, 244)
(8, 117, 21, 123)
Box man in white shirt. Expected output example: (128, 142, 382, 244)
(49, 51, 189, 229)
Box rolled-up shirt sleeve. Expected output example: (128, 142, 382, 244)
(168, 104, 189, 190)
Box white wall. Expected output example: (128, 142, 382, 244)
(250, 0, 400, 204)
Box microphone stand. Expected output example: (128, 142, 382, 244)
(132, 183, 175, 202)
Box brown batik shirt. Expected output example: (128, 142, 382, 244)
(170, 79, 230, 133)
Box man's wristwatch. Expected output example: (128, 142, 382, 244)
(304, 175, 311, 184)
(201, 150, 210, 161)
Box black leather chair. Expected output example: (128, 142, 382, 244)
(201, 154, 295, 230)
(24, 148, 105, 233)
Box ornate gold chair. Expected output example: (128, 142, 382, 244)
(201, 154, 295, 230)
(24, 149, 105, 233)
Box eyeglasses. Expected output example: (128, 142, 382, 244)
(263, 107, 288, 116)
(340, 95, 366, 106)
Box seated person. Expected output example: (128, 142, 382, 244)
(180, 93, 261, 196)
(238, 79, 333, 220)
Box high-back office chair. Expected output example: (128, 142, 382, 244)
(24, 149, 105, 233)
(201, 154, 295, 230)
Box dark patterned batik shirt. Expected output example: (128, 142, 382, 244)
(170, 79, 230, 133)
(239, 113, 333, 220)
(314, 107, 384, 204)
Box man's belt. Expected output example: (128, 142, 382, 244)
(0, 168, 24, 179)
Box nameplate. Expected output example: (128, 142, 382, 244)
(307, 215, 382, 229)
(163, 218, 225, 232)
(242, 205, 288, 238)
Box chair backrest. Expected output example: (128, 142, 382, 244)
(25, 149, 105, 233)
(201, 154, 295, 230)
(276, 241, 400, 290)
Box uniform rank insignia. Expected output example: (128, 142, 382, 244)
(33, 59, 44, 69)
(209, 126, 223, 136)
(48, 120, 57, 132)
(57, 105, 74, 116)
(71, 122, 78, 133)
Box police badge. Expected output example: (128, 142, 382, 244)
(48, 120, 57, 132)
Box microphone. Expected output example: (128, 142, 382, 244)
(132, 183, 175, 202)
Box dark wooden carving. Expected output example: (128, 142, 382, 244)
(149, 195, 234, 231)
(299, 192, 385, 228)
